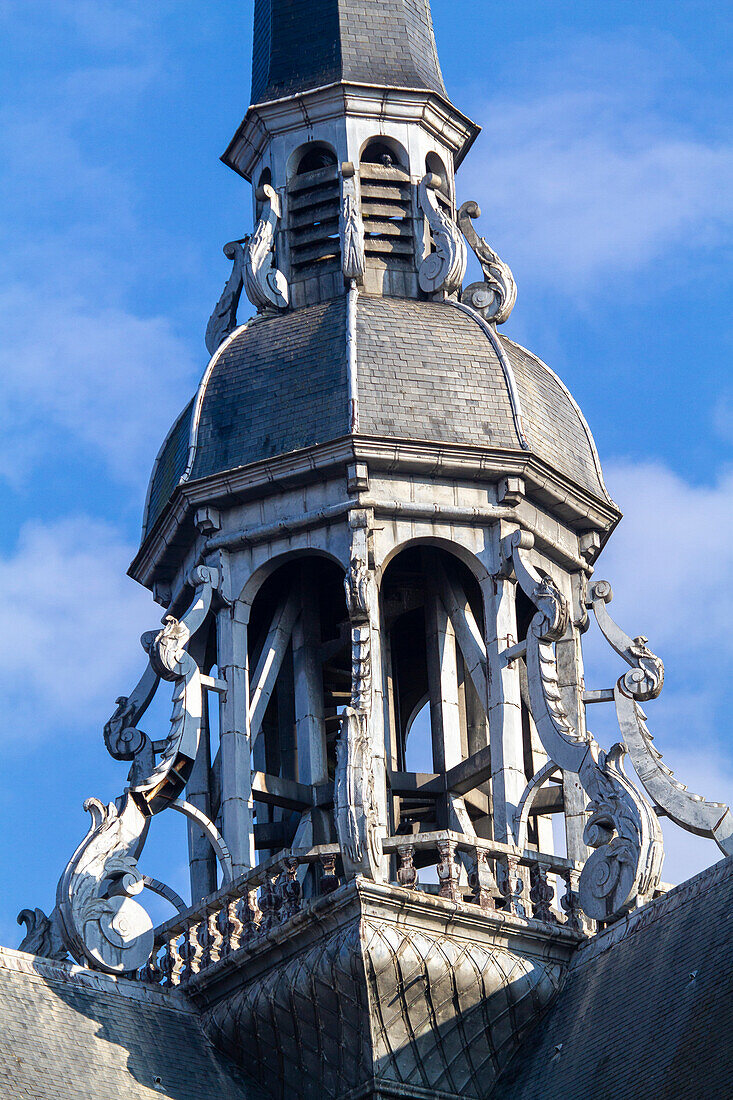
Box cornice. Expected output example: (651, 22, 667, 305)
(129, 435, 620, 590)
(223, 81, 480, 180)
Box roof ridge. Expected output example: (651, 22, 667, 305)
(0, 945, 192, 1012)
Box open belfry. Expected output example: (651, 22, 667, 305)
(6, 2, 733, 1098)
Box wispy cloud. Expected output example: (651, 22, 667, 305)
(458, 36, 733, 293)
(583, 459, 733, 882)
(0, 517, 155, 742)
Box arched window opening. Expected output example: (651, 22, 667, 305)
(255, 167, 272, 220)
(287, 143, 341, 278)
(425, 152, 451, 209)
(381, 545, 490, 850)
(246, 556, 349, 869)
(359, 137, 414, 275)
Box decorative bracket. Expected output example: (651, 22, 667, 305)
(504, 531, 663, 922)
(335, 519, 383, 882)
(418, 174, 467, 298)
(205, 239, 246, 356)
(244, 184, 289, 313)
(458, 201, 517, 324)
(589, 580, 733, 857)
(55, 567, 219, 974)
(340, 163, 365, 284)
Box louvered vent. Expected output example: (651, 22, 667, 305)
(360, 161, 415, 269)
(287, 162, 341, 276)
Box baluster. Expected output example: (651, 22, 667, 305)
(180, 918, 205, 981)
(200, 903, 224, 968)
(279, 858, 303, 921)
(530, 862, 556, 923)
(139, 951, 163, 985)
(397, 844, 418, 889)
(259, 874, 283, 932)
(320, 853, 339, 895)
(218, 898, 243, 956)
(436, 840, 461, 903)
(468, 848, 499, 911)
(499, 855, 526, 918)
(159, 932, 184, 988)
(238, 889, 261, 945)
(561, 869, 593, 934)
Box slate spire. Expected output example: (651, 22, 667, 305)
(250, 0, 446, 104)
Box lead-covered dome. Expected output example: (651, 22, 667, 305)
(142, 297, 613, 541)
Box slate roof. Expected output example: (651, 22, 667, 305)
(142, 296, 611, 540)
(496, 855, 733, 1100)
(251, 0, 446, 105)
(0, 948, 260, 1100)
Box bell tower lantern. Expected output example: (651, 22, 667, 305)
(28, 4, 733, 1099)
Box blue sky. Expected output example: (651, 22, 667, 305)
(0, 0, 731, 946)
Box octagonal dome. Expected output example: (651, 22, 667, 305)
(142, 297, 613, 541)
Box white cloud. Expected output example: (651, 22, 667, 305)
(0, 287, 198, 488)
(582, 459, 733, 882)
(0, 517, 156, 742)
(459, 50, 733, 290)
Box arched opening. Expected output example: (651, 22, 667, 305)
(381, 545, 491, 850)
(286, 142, 341, 281)
(255, 166, 272, 220)
(245, 555, 349, 863)
(425, 151, 451, 205)
(359, 136, 414, 281)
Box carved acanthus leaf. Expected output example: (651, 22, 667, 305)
(244, 184, 289, 312)
(340, 165, 365, 283)
(458, 201, 517, 324)
(205, 240, 246, 356)
(17, 907, 68, 961)
(56, 567, 219, 973)
(103, 660, 159, 763)
(418, 174, 467, 298)
(506, 532, 663, 921)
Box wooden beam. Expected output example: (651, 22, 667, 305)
(254, 820, 298, 851)
(251, 772, 314, 811)
(249, 590, 299, 742)
(388, 770, 443, 797)
(435, 561, 490, 710)
(529, 784, 564, 815)
(445, 745, 492, 796)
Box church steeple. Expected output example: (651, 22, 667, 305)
(250, 0, 447, 104)
(223, 0, 479, 307)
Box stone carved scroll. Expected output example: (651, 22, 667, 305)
(244, 184, 289, 312)
(205, 240, 246, 355)
(335, 527, 383, 881)
(17, 908, 68, 961)
(506, 532, 663, 921)
(340, 163, 365, 283)
(56, 567, 219, 974)
(418, 174, 467, 298)
(458, 201, 517, 324)
(589, 580, 733, 856)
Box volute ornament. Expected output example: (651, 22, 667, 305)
(505, 532, 663, 921)
(205, 239, 246, 355)
(56, 567, 219, 973)
(458, 201, 517, 324)
(244, 184, 289, 312)
(589, 579, 733, 857)
(418, 174, 467, 298)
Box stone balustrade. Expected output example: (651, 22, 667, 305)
(141, 833, 590, 988)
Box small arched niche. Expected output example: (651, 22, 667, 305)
(425, 151, 452, 208)
(380, 544, 491, 842)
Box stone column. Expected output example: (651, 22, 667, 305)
(556, 590, 590, 862)
(217, 598, 255, 874)
(292, 566, 327, 786)
(187, 680, 218, 901)
(484, 574, 525, 845)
